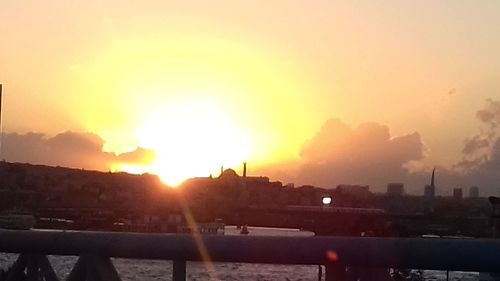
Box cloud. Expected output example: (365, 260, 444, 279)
(456, 99, 500, 170)
(0, 131, 155, 172)
(258, 111, 500, 196)
(436, 99, 500, 195)
(476, 99, 500, 128)
(301, 120, 424, 166)
(274, 119, 427, 192)
(462, 135, 490, 155)
(115, 147, 156, 165)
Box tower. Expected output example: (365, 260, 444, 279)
(431, 167, 435, 194)
(424, 168, 436, 198)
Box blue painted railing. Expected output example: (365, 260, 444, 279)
(1, 230, 499, 280)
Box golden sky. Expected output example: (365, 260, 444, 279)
(2, 1, 500, 186)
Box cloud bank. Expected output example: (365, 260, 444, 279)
(4, 99, 500, 196)
(289, 119, 427, 191)
(258, 100, 500, 196)
(0, 131, 155, 172)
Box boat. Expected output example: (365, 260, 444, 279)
(240, 224, 249, 235)
(0, 211, 36, 230)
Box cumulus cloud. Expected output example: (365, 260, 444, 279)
(0, 131, 156, 172)
(275, 119, 427, 192)
(428, 99, 500, 195)
(292, 99, 500, 195)
(462, 135, 490, 155)
(258, 109, 500, 196)
(456, 99, 500, 171)
(476, 99, 500, 128)
(301, 120, 425, 166)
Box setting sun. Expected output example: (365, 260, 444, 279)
(129, 98, 253, 186)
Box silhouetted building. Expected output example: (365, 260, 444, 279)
(469, 186, 479, 198)
(336, 184, 370, 198)
(387, 183, 404, 196)
(424, 168, 437, 213)
(424, 185, 435, 198)
(184, 164, 273, 189)
(453, 188, 463, 200)
(424, 168, 436, 198)
(453, 188, 463, 201)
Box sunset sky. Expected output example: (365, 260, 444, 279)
(2, 1, 500, 193)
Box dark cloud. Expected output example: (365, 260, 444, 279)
(0, 131, 155, 172)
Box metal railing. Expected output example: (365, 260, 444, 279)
(1, 229, 500, 280)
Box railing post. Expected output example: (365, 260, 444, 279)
(173, 260, 186, 281)
(6, 254, 28, 281)
(325, 263, 346, 281)
(66, 256, 86, 281)
(26, 255, 39, 281)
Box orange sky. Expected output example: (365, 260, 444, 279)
(1, 1, 500, 186)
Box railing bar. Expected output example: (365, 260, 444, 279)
(2, 230, 500, 272)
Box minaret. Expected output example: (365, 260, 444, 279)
(243, 162, 247, 177)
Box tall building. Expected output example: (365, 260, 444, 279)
(387, 183, 404, 196)
(469, 186, 479, 198)
(424, 168, 436, 198)
(453, 188, 463, 201)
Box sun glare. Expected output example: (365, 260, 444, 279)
(131, 98, 253, 186)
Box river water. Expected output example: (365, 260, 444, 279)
(0, 226, 480, 281)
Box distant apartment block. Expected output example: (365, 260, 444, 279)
(386, 183, 404, 196)
(453, 188, 463, 201)
(336, 184, 370, 198)
(469, 186, 479, 198)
